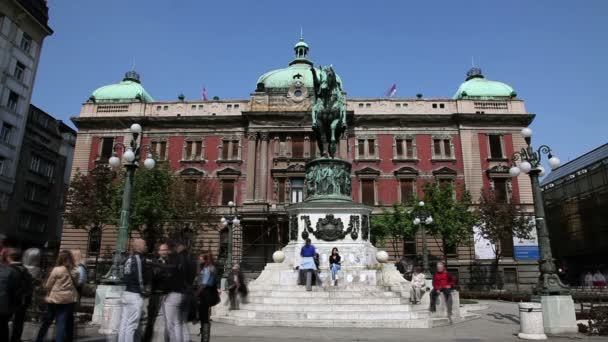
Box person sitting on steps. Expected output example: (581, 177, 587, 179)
(298, 239, 317, 291)
(329, 247, 341, 287)
(429, 262, 455, 321)
(410, 265, 425, 304)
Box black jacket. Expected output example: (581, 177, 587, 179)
(329, 255, 341, 266)
(149, 256, 174, 294)
(124, 253, 146, 294)
(167, 250, 197, 293)
(0, 265, 21, 315)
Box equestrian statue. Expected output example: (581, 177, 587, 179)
(310, 65, 347, 158)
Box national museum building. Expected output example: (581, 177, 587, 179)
(60, 38, 539, 289)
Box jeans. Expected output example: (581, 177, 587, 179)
(0, 314, 10, 342)
(35, 303, 75, 342)
(162, 292, 189, 342)
(118, 291, 144, 342)
(11, 303, 29, 342)
(331, 264, 341, 280)
(429, 288, 453, 316)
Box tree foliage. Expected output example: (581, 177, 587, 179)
(421, 183, 477, 255)
(64, 166, 119, 232)
(371, 202, 416, 260)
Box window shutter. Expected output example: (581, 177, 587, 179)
(395, 139, 403, 158)
(361, 180, 375, 205)
(221, 180, 235, 205)
(433, 139, 441, 157)
(400, 179, 413, 204)
(231, 140, 239, 159)
(222, 141, 229, 159)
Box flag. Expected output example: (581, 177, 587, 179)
(202, 87, 208, 101)
(387, 83, 397, 98)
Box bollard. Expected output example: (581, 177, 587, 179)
(518, 302, 547, 340)
(99, 295, 123, 338)
(306, 270, 313, 291)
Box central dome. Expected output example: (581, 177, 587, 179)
(256, 38, 342, 91)
(90, 71, 154, 103)
(453, 68, 516, 100)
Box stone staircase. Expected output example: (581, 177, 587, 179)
(214, 281, 476, 328)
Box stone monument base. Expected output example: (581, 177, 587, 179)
(539, 295, 577, 335)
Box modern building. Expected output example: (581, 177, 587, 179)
(60, 38, 540, 289)
(541, 143, 608, 284)
(0, 0, 53, 221)
(4, 104, 76, 248)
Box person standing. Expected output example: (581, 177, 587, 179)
(198, 253, 218, 342)
(584, 271, 593, 288)
(329, 247, 341, 286)
(410, 265, 425, 304)
(143, 243, 172, 342)
(35, 250, 79, 342)
(7, 247, 34, 342)
(227, 264, 247, 309)
(593, 270, 606, 287)
(118, 238, 147, 342)
(0, 245, 22, 341)
(429, 262, 455, 319)
(299, 239, 317, 291)
(163, 240, 197, 342)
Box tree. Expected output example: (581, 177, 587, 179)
(476, 189, 534, 288)
(64, 166, 120, 279)
(420, 183, 477, 267)
(371, 202, 416, 260)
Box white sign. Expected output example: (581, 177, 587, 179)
(473, 225, 496, 259)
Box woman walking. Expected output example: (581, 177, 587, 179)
(35, 250, 79, 342)
(329, 247, 341, 286)
(198, 253, 218, 342)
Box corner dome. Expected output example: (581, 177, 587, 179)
(90, 71, 154, 103)
(453, 68, 516, 100)
(255, 37, 342, 91)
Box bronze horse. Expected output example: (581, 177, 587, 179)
(310, 66, 346, 158)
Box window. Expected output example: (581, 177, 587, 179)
(440, 103, 445, 109)
(7, 91, 19, 111)
(291, 178, 304, 203)
(184, 140, 203, 160)
(227, 104, 232, 109)
(100, 137, 114, 161)
(403, 239, 417, 257)
(45, 163, 55, 178)
(198, 105, 204, 110)
(432, 137, 453, 159)
(30, 155, 41, 173)
(365, 103, 371, 108)
(220, 139, 240, 161)
(0, 123, 13, 144)
(493, 178, 508, 203)
(20, 32, 32, 53)
(432, 103, 438, 108)
(438, 178, 453, 190)
(277, 178, 286, 203)
(156, 105, 162, 111)
(396, 103, 401, 108)
(0, 157, 6, 176)
(234, 104, 239, 109)
(24, 182, 49, 205)
(163, 105, 169, 110)
(500, 233, 514, 258)
(191, 105, 196, 110)
(361, 179, 375, 205)
(488, 135, 504, 159)
(88, 228, 101, 256)
(358, 103, 364, 108)
(221, 179, 235, 205)
(400, 179, 414, 204)
(14, 61, 25, 82)
(357, 138, 377, 159)
(395, 137, 415, 159)
(503, 268, 517, 284)
(292, 137, 304, 158)
(151, 141, 167, 160)
(444, 243, 457, 256)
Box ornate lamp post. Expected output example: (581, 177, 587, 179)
(220, 201, 240, 287)
(105, 123, 156, 283)
(508, 127, 569, 295)
(412, 201, 434, 280)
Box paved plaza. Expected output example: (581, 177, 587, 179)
(29, 301, 601, 342)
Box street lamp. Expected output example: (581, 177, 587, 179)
(508, 127, 569, 295)
(412, 201, 433, 281)
(104, 123, 155, 283)
(220, 200, 240, 287)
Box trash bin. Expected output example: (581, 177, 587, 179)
(518, 302, 547, 340)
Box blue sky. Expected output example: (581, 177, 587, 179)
(32, 0, 607, 164)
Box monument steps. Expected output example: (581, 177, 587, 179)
(214, 316, 469, 328)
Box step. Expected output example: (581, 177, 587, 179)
(245, 295, 407, 305)
(249, 285, 390, 292)
(226, 310, 430, 320)
(239, 303, 414, 312)
(247, 290, 400, 298)
(214, 316, 433, 328)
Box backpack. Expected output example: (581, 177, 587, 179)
(10, 264, 34, 305)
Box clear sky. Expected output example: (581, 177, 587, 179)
(32, 0, 607, 164)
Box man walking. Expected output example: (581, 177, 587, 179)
(143, 243, 172, 342)
(163, 240, 197, 342)
(7, 247, 34, 342)
(0, 243, 21, 341)
(118, 238, 147, 342)
(429, 262, 455, 320)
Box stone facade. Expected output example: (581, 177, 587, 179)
(60, 39, 541, 290)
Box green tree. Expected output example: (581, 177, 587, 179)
(420, 183, 477, 267)
(476, 189, 534, 288)
(371, 202, 416, 260)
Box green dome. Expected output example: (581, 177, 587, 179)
(453, 68, 516, 100)
(256, 38, 342, 90)
(90, 71, 154, 102)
